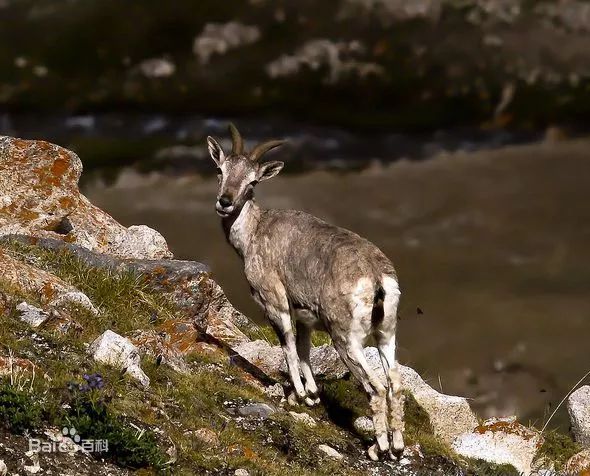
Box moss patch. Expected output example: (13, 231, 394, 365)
(0, 383, 43, 433)
(537, 429, 581, 470)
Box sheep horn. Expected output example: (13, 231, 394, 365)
(228, 123, 244, 155)
(249, 140, 286, 162)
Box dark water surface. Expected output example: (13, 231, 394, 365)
(84, 139, 590, 428)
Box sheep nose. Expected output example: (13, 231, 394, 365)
(218, 195, 233, 208)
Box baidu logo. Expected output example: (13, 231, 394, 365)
(28, 426, 108, 453)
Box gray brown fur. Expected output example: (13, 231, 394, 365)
(207, 125, 405, 460)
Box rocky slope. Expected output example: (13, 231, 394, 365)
(0, 135, 588, 475)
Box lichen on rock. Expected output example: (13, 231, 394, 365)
(0, 136, 171, 259)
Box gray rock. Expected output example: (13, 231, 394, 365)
(237, 403, 276, 419)
(89, 330, 150, 387)
(399, 363, 479, 444)
(16, 301, 49, 327)
(137, 58, 175, 78)
(289, 411, 317, 427)
(568, 385, 590, 447)
(0, 459, 6, 476)
(452, 416, 543, 476)
(235, 340, 478, 444)
(353, 416, 374, 440)
(317, 444, 344, 460)
(264, 383, 285, 400)
(234, 469, 250, 476)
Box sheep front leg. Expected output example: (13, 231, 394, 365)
(295, 320, 320, 406)
(267, 308, 307, 402)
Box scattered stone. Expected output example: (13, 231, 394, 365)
(23, 452, 41, 474)
(234, 339, 283, 378)
(353, 416, 374, 440)
(564, 448, 590, 474)
(452, 416, 543, 476)
(309, 344, 349, 379)
(264, 383, 285, 400)
(88, 330, 150, 387)
(190, 428, 220, 448)
(2, 235, 251, 360)
(0, 459, 6, 476)
(289, 411, 317, 427)
(237, 403, 276, 419)
(16, 301, 49, 327)
(569, 386, 590, 447)
(234, 469, 250, 476)
(317, 444, 344, 460)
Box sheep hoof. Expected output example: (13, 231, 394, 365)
(367, 444, 380, 461)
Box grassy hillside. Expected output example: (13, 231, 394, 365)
(0, 239, 580, 474)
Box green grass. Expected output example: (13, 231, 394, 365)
(0, 383, 43, 433)
(537, 429, 582, 470)
(65, 388, 166, 469)
(2, 240, 176, 340)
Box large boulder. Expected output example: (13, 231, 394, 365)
(398, 364, 478, 444)
(452, 416, 543, 476)
(568, 385, 590, 447)
(0, 136, 171, 259)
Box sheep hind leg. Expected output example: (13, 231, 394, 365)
(377, 339, 405, 459)
(334, 339, 390, 461)
(375, 274, 405, 458)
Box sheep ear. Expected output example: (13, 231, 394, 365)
(257, 161, 284, 182)
(207, 136, 225, 166)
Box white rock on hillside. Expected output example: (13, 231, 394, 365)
(16, 301, 50, 327)
(89, 330, 150, 387)
(193, 22, 260, 64)
(452, 416, 543, 476)
(353, 416, 375, 440)
(289, 411, 317, 428)
(568, 385, 590, 447)
(317, 444, 344, 460)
